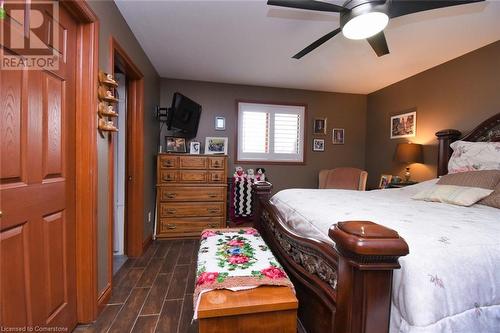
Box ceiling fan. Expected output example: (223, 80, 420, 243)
(267, 0, 485, 58)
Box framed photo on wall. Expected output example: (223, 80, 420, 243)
(332, 128, 344, 145)
(165, 136, 187, 153)
(313, 117, 327, 135)
(391, 110, 416, 139)
(205, 137, 228, 155)
(313, 139, 325, 152)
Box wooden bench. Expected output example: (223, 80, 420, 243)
(197, 286, 298, 333)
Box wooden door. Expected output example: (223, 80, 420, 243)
(1, 2, 78, 330)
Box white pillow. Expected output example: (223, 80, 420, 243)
(412, 185, 493, 207)
(448, 140, 500, 174)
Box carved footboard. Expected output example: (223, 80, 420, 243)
(252, 182, 409, 333)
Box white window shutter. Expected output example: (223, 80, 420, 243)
(241, 111, 269, 153)
(274, 113, 300, 154)
(237, 102, 305, 163)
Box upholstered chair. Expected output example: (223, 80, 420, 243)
(318, 168, 368, 191)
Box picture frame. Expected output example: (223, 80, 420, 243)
(379, 174, 393, 189)
(332, 128, 345, 145)
(165, 136, 187, 153)
(312, 138, 325, 152)
(391, 110, 416, 139)
(205, 137, 228, 155)
(189, 141, 201, 155)
(313, 117, 327, 135)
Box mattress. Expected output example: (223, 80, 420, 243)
(270, 180, 500, 333)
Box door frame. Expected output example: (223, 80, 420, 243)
(9, 1, 145, 324)
(108, 37, 145, 264)
(62, 0, 99, 324)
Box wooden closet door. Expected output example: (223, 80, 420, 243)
(1, 2, 78, 329)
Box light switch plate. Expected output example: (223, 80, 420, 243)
(215, 116, 225, 130)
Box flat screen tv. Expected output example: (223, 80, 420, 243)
(167, 92, 202, 139)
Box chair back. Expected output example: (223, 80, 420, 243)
(319, 168, 368, 191)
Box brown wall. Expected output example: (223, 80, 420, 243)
(88, 0, 160, 294)
(365, 40, 500, 189)
(160, 79, 367, 192)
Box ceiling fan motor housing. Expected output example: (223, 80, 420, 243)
(340, 0, 388, 28)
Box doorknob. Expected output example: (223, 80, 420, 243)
(128, 176, 132, 181)
(0, 211, 2, 218)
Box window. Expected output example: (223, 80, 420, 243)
(237, 102, 306, 163)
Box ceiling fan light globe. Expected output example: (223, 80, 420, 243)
(342, 12, 389, 40)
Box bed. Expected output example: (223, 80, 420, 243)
(252, 113, 500, 333)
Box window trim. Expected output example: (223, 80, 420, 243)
(235, 100, 308, 165)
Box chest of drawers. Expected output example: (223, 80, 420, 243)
(156, 154, 228, 238)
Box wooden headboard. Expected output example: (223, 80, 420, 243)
(436, 112, 500, 176)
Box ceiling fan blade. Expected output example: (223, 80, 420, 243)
(388, 0, 485, 19)
(292, 27, 342, 59)
(267, 0, 345, 13)
(367, 31, 390, 57)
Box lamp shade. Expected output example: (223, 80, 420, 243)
(394, 143, 423, 164)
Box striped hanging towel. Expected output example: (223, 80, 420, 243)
(233, 177, 254, 217)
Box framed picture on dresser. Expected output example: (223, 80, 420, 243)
(189, 141, 201, 154)
(166, 136, 187, 153)
(205, 137, 228, 154)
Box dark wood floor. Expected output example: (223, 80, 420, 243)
(74, 239, 199, 333)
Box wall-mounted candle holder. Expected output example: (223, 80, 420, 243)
(99, 71, 118, 87)
(98, 118, 119, 132)
(98, 86, 119, 103)
(97, 70, 119, 135)
(98, 102, 118, 117)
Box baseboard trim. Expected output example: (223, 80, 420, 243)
(97, 283, 112, 313)
(142, 234, 153, 253)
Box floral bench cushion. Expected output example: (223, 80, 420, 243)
(193, 228, 294, 319)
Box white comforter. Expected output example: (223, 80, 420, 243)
(270, 180, 500, 333)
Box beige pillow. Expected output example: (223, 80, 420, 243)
(437, 170, 500, 209)
(437, 170, 500, 189)
(413, 185, 493, 207)
(478, 182, 500, 209)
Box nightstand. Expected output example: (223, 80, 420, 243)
(386, 181, 418, 189)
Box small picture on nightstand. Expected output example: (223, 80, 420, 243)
(379, 174, 393, 189)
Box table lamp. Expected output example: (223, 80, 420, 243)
(394, 143, 423, 182)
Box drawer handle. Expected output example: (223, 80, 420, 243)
(213, 175, 219, 180)
(208, 192, 218, 198)
(214, 161, 219, 166)
(166, 208, 177, 215)
(207, 208, 220, 214)
(208, 223, 218, 228)
(166, 193, 177, 199)
(166, 224, 176, 230)
(164, 174, 173, 180)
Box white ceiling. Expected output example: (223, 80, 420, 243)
(115, 0, 500, 94)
